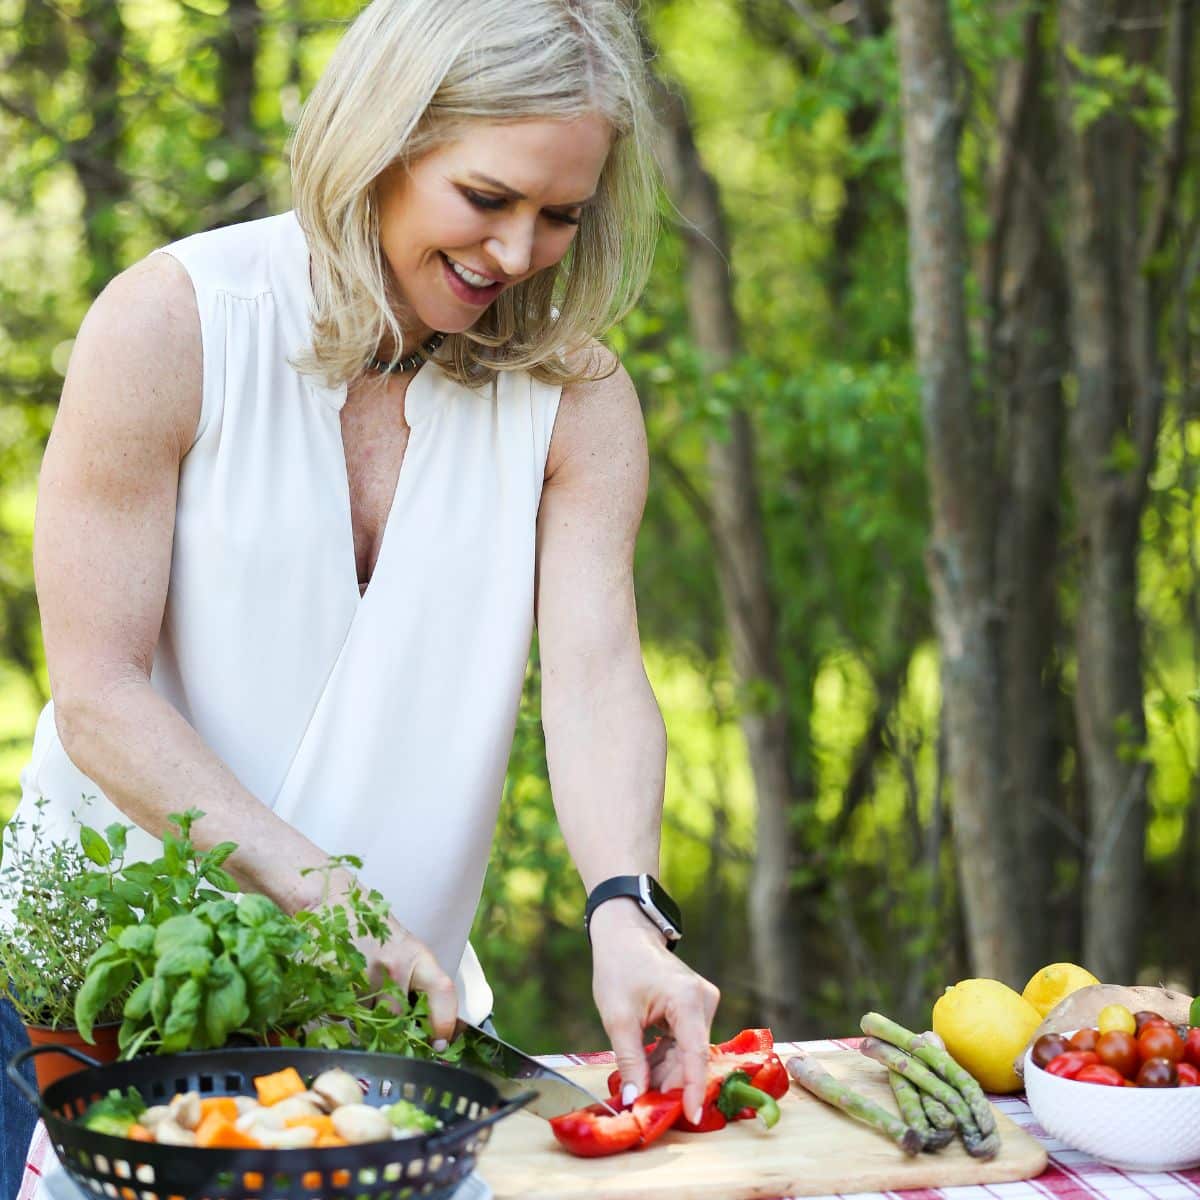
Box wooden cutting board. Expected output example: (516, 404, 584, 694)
(477, 1047, 1048, 1200)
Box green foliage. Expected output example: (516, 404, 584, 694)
(1064, 45, 1175, 136)
(0, 799, 124, 1028)
(74, 809, 455, 1062)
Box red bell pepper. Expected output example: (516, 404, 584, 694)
(714, 1028, 775, 1055)
(550, 1090, 684, 1158)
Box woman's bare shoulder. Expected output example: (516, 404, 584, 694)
(65, 251, 202, 455)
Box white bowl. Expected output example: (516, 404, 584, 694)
(1023, 1044, 1200, 1171)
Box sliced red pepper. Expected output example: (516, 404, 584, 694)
(550, 1104, 641, 1157)
(673, 1078, 725, 1133)
(714, 1028, 774, 1055)
(748, 1054, 789, 1100)
(1044, 1050, 1100, 1079)
(715, 1070, 781, 1129)
(550, 1090, 683, 1158)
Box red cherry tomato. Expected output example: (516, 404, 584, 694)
(1095, 1031, 1140, 1079)
(1138, 1024, 1185, 1065)
(1177, 1063, 1200, 1087)
(1068, 1028, 1099, 1052)
(1184, 1028, 1200, 1069)
(1044, 1050, 1100, 1079)
(1134, 1011, 1171, 1035)
(1075, 1064, 1127, 1087)
(1136, 1057, 1179, 1088)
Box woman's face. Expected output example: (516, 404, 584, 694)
(375, 115, 612, 340)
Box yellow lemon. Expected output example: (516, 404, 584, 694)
(932, 978, 1043, 1093)
(1021, 962, 1101, 1018)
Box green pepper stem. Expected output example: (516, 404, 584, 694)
(716, 1071, 781, 1129)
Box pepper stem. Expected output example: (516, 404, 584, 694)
(715, 1070, 781, 1129)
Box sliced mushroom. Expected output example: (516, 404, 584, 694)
(139, 1105, 171, 1130)
(236, 1106, 286, 1134)
(168, 1092, 201, 1131)
(311, 1068, 364, 1110)
(265, 1094, 324, 1122)
(302, 1088, 332, 1114)
(154, 1119, 197, 1147)
(331, 1104, 393, 1145)
(256, 1126, 318, 1149)
(234, 1096, 258, 1116)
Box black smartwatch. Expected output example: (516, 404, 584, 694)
(584, 874, 683, 952)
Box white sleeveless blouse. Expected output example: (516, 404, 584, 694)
(13, 211, 561, 1023)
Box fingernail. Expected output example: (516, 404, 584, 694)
(433, 1038, 448, 1052)
(691, 1107, 704, 1125)
(621, 1083, 640, 1107)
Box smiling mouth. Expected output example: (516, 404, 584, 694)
(439, 252, 507, 305)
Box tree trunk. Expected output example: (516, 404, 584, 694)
(74, 0, 129, 297)
(895, 0, 1024, 983)
(985, 6, 1069, 978)
(647, 67, 805, 1031)
(1057, 0, 1192, 981)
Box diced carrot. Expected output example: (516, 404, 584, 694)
(331, 1169, 351, 1187)
(199, 1096, 239, 1122)
(125, 1123, 154, 1143)
(195, 1115, 262, 1150)
(316, 1133, 348, 1148)
(301, 1172, 322, 1189)
(253, 1066, 307, 1107)
(285, 1114, 336, 1137)
(241, 1172, 264, 1191)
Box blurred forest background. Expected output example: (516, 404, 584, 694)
(1, 0, 1199, 1053)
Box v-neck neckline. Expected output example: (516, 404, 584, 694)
(340, 360, 435, 606)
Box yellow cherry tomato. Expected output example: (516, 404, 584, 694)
(1097, 1003, 1136, 1035)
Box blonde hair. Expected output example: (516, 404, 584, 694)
(290, 0, 659, 389)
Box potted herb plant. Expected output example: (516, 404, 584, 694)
(0, 801, 129, 1089)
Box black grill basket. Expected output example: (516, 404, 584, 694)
(7, 1044, 533, 1200)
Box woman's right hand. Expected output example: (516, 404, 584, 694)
(356, 914, 460, 1047)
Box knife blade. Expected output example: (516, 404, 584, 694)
(463, 1022, 617, 1119)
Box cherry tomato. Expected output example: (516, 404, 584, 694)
(1095, 1030, 1140, 1079)
(1032, 1034, 1072, 1068)
(1138, 1024, 1185, 1065)
(1185, 1028, 1200, 1068)
(1075, 1064, 1127, 1087)
(1177, 1063, 1200, 1087)
(1136, 1057, 1178, 1088)
(1133, 1010, 1171, 1035)
(1097, 1005, 1136, 1036)
(1044, 1050, 1100, 1079)
(1069, 1027, 1099, 1052)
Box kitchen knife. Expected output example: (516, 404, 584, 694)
(464, 1022, 617, 1119)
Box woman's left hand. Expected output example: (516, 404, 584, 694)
(589, 898, 720, 1126)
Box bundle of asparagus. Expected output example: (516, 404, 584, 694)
(785, 1012, 1002, 1160)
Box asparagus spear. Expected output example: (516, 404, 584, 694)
(861, 1012, 997, 1138)
(889, 1071, 954, 1151)
(920, 1091, 958, 1133)
(858, 1038, 1000, 1160)
(786, 1052, 924, 1156)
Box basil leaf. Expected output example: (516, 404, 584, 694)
(79, 826, 112, 867)
(160, 978, 202, 1052)
(117, 926, 157, 956)
(154, 943, 213, 978)
(154, 914, 212, 954)
(74, 960, 134, 1043)
(204, 954, 249, 1046)
(236, 894, 280, 928)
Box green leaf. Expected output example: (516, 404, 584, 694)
(1190, 996, 1199, 1027)
(124, 978, 153, 1021)
(79, 826, 112, 866)
(203, 865, 240, 893)
(236, 894, 281, 928)
(160, 978, 202, 1052)
(104, 823, 129, 859)
(117, 926, 157, 956)
(75, 960, 134, 1043)
(154, 914, 212, 955)
(154, 943, 214, 978)
(203, 954, 249, 1046)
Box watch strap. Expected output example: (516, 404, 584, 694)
(584, 874, 682, 952)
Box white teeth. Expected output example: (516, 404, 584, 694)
(447, 257, 494, 288)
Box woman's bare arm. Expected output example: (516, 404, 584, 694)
(34, 252, 457, 1036)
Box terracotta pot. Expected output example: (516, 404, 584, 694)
(23, 1021, 122, 1092)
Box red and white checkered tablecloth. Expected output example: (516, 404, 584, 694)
(21, 1038, 1200, 1200)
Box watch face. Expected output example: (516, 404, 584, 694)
(643, 876, 683, 938)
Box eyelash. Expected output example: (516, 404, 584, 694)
(463, 189, 581, 226)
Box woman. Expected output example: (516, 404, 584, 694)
(1, 0, 721, 1189)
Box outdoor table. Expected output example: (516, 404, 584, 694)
(18, 1037, 1200, 1200)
